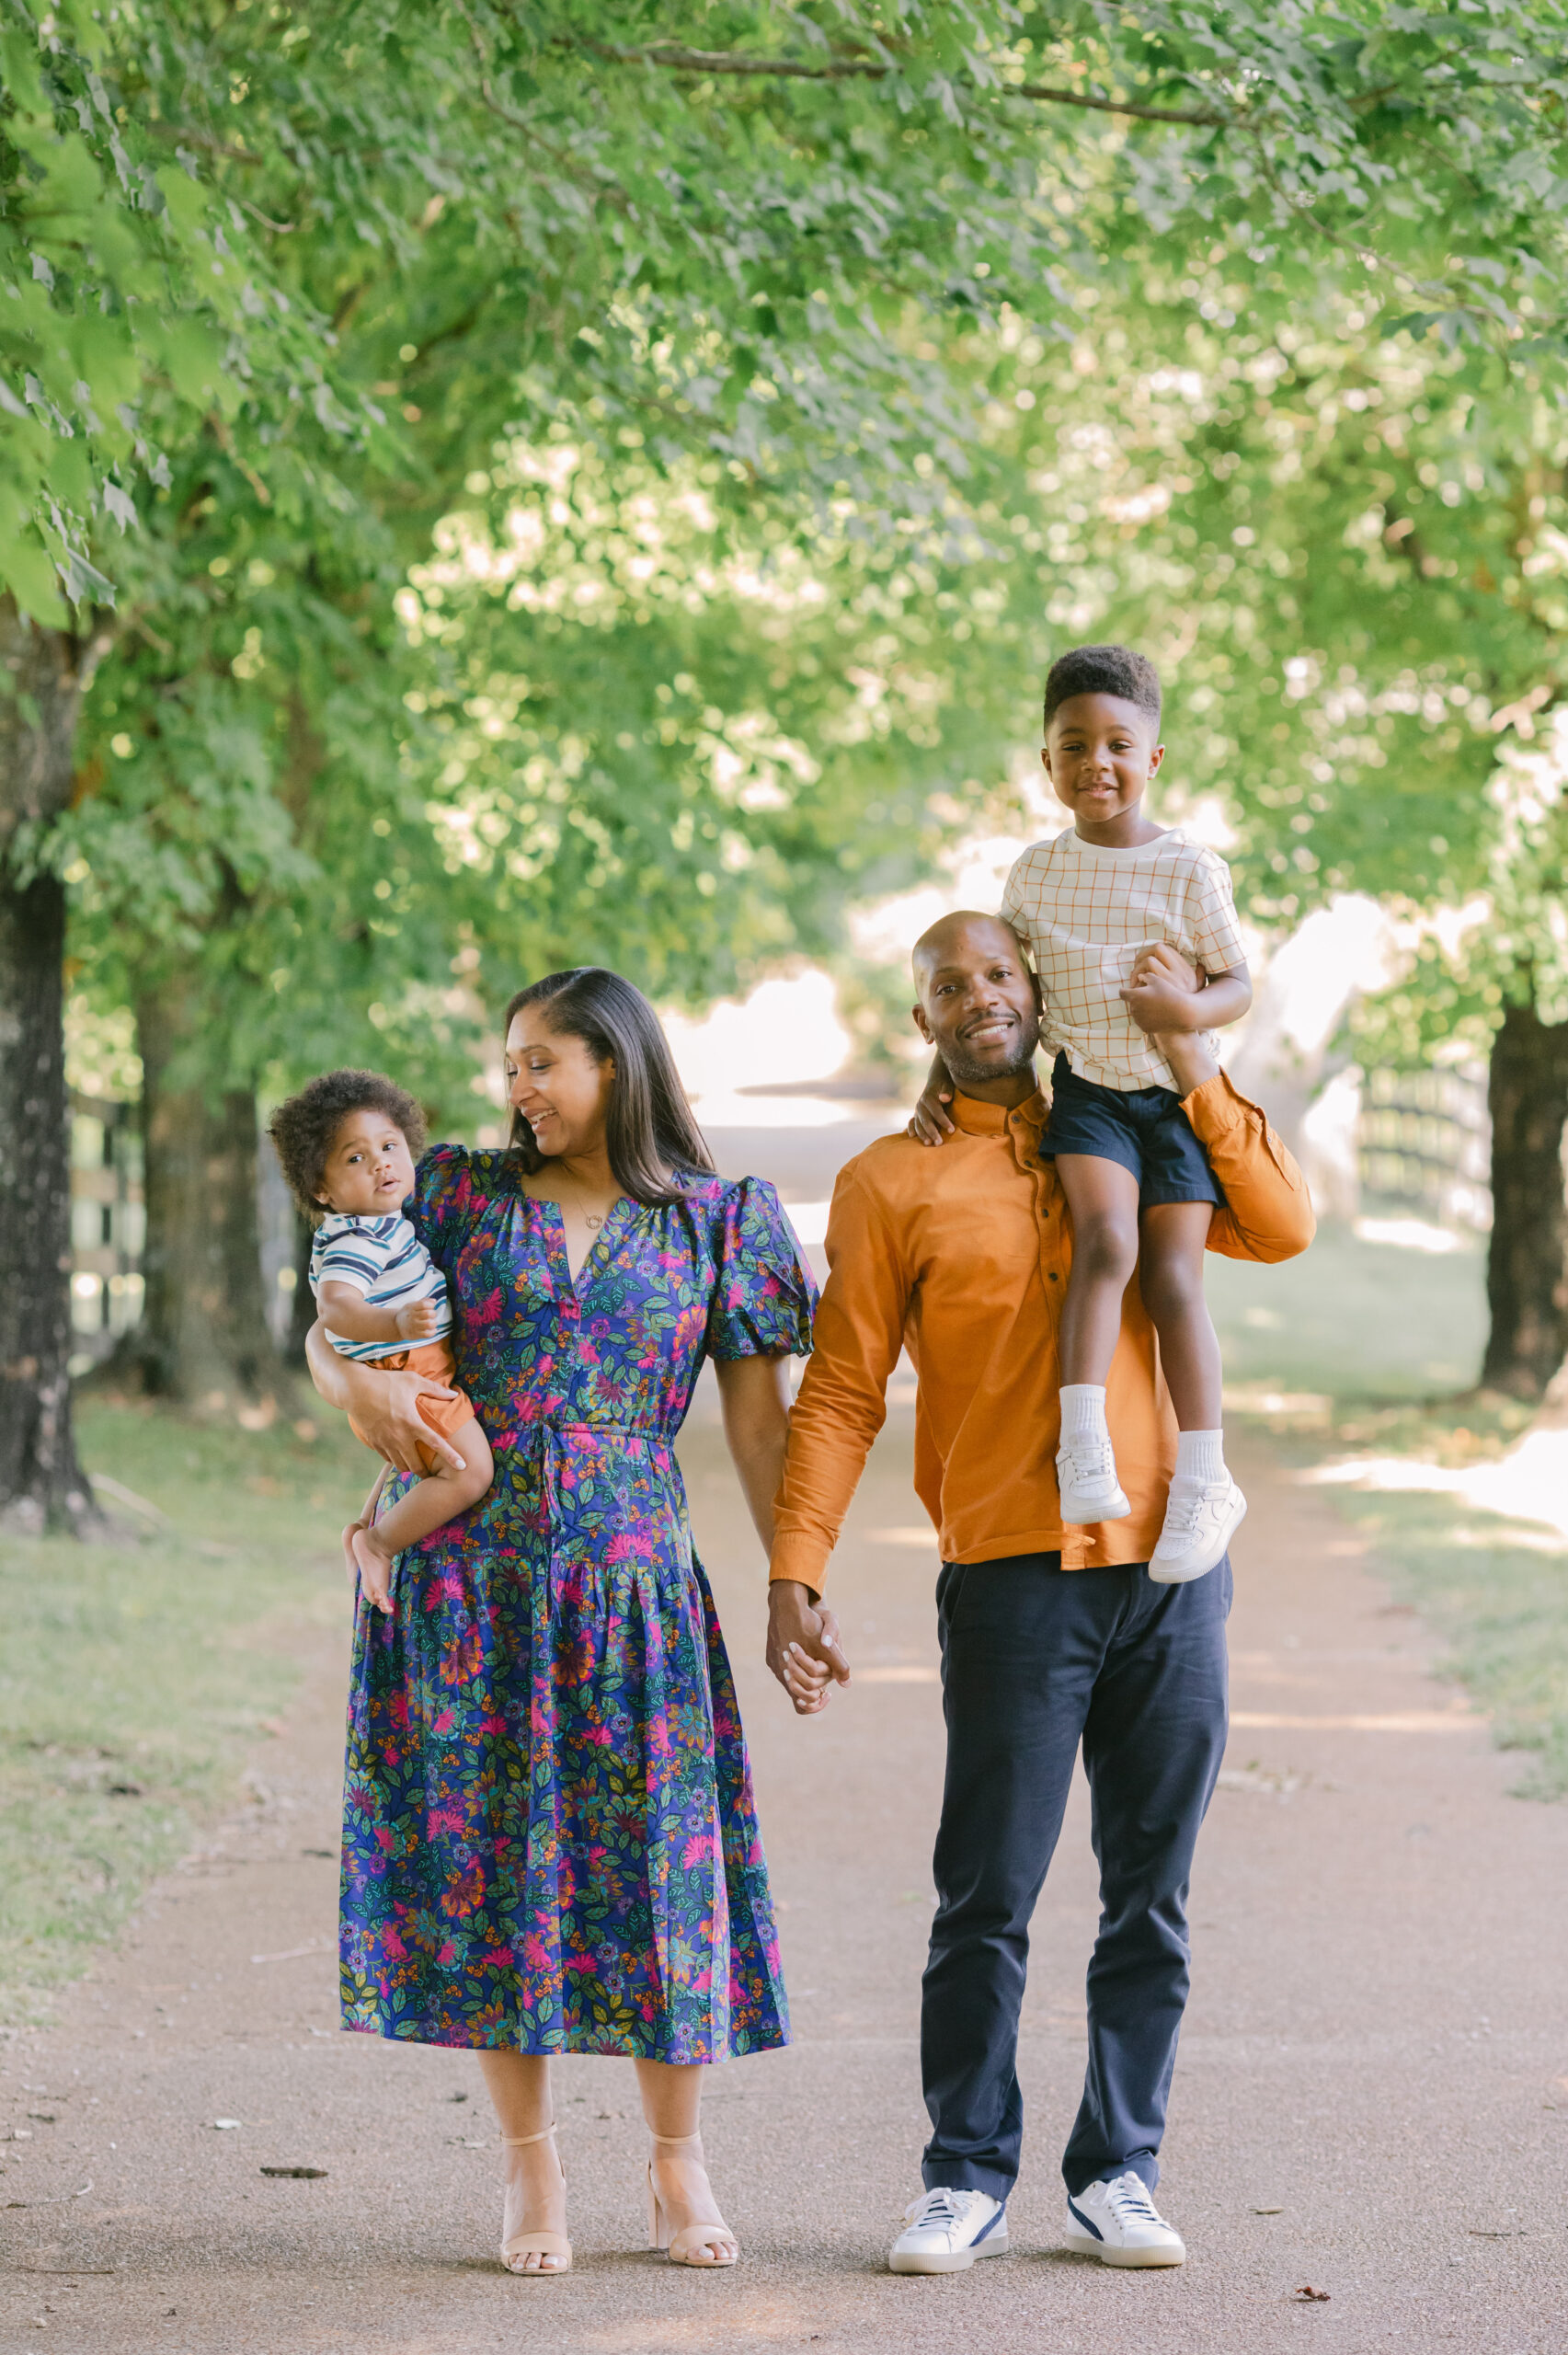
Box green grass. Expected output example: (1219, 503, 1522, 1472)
(1210, 1220, 1568, 1797)
(0, 1401, 369, 2021)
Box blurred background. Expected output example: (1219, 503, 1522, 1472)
(6, 4, 1568, 2022)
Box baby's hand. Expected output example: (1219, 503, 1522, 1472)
(395, 1299, 441, 1340)
(908, 1079, 956, 1147)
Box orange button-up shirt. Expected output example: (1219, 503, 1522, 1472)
(771, 1072, 1314, 1589)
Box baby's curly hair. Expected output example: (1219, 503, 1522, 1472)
(268, 1069, 428, 1222)
(1044, 643, 1162, 730)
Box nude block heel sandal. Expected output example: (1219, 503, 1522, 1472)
(647, 2128, 738, 2268)
(499, 2123, 572, 2275)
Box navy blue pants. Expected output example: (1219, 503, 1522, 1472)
(921, 1551, 1230, 2202)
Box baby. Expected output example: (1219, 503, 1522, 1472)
(915, 643, 1253, 1582)
(269, 1070, 493, 1614)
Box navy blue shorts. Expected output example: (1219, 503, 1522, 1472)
(1039, 1051, 1222, 1209)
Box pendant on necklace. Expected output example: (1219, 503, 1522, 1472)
(585, 1212, 603, 1229)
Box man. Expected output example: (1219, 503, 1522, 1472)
(765, 913, 1313, 2276)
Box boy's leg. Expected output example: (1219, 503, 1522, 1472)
(921, 1555, 1116, 2200)
(1053, 1155, 1141, 1520)
(1136, 1203, 1219, 1428)
(1053, 1155, 1142, 1388)
(1062, 1558, 1231, 2200)
(350, 1419, 493, 1611)
(1138, 1203, 1243, 1581)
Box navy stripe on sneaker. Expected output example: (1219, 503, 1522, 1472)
(973, 2205, 1006, 2245)
(1066, 2194, 1104, 2242)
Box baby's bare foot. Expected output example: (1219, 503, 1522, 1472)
(349, 1524, 395, 1616)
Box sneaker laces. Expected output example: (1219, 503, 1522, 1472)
(1160, 1478, 1229, 1538)
(1059, 1435, 1119, 1491)
(904, 2187, 972, 2230)
(1105, 2175, 1163, 2227)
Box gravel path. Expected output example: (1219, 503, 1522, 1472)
(3, 1406, 1566, 2354)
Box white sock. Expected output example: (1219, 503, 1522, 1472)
(1174, 1429, 1226, 1487)
(1060, 1384, 1110, 1446)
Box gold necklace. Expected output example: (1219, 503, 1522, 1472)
(556, 1164, 606, 1231)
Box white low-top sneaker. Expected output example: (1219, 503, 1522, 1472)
(1056, 1435, 1131, 1525)
(888, 2186, 1009, 2274)
(1064, 2171, 1185, 2267)
(1149, 1473, 1246, 1584)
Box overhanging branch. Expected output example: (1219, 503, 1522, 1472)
(572, 39, 1232, 130)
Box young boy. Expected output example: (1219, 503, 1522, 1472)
(914, 644, 1253, 1581)
(269, 1070, 493, 1615)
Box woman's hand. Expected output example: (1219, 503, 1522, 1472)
(351, 1369, 465, 1474)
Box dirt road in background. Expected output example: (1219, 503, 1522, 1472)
(3, 1410, 1566, 2355)
(6, 1101, 1566, 2353)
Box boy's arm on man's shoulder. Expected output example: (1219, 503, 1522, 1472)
(770, 1162, 912, 1595)
(1182, 1073, 1316, 1264)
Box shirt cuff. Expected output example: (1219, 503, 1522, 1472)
(1178, 1069, 1248, 1139)
(769, 1532, 830, 1594)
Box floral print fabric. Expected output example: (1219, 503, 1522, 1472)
(339, 1147, 815, 2060)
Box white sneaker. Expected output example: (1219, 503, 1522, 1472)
(1056, 1434, 1131, 1524)
(1149, 1473, 1246, 1583)
(888, 2186, 1009, 2274)
(1064, 2171, 1185, 2267)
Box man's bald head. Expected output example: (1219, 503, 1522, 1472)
(911, 911, 1028, 996)
(910, 911, 1041, 1088)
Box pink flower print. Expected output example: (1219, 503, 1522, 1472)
(523, 1932, 552, 1970)
(374, 1826, 395, 1853)
(431, 1708, 454, 1733)
(681, 1832, 713, 1871)
(427, 1805, 465, 1837)
(470, 1288, 503, 1327)
(437, 1940, 457, 1965)
(605, 1532, 653, 1565)
(381, 1926, 407, 1960)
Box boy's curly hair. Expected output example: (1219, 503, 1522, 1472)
(268, 1069, 428, 1222)
(1044, 643, 1162, 730)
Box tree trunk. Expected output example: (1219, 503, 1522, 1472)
(132, 975, 291, 1416)
(1482, 996, 1568, 1398)
(0, 599, 104, 1532)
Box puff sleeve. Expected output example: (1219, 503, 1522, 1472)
(704, 1177, 818, 1361)
(406, 1142, 481, 1273)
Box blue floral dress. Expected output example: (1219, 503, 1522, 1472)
(338, 1147, 815, 2061)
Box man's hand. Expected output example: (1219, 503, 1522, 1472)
(766, 1580, 852, 1717)
(1120, 942, 1205, 1037)
(395, 1298, 441, 1341)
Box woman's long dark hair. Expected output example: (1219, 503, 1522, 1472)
(505, 968, 716, 1206)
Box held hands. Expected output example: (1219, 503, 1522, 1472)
(395, 1298, 441, 1341)
(766, 1580, 852, 1717)
(1120, 943, 1205, 1037)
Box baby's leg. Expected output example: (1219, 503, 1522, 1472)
(1136, 1202, 1220, 1429)
(351, 1421, 494, 1615)
(1053, 1154, 1143, 1386)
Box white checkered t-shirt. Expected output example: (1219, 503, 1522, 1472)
(1000, 828, 1246, 1091)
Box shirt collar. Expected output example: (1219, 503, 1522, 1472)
(951, 1085, 1047, 1135)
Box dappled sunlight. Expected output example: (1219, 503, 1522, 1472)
(1301, 1429, 1568, 1549)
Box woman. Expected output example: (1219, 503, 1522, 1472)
(304, 968, 814, 2274)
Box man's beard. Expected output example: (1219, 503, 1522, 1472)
(942, 1018, 1041, 1088)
